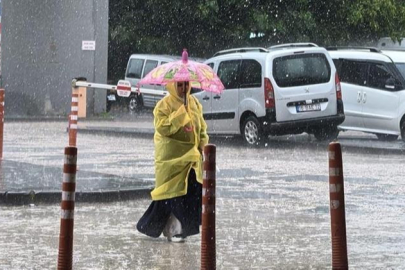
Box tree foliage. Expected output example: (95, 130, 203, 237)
(108, 0, 405, 82)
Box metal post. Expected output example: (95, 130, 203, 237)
(328, 142, 348, 270)
(69, 80, 79, 147)
(0, 89, 4, 159)
(57, 147, 77, 270)
(201, 144, 216, 270)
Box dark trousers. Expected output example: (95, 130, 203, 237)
(137, 169, 202, 238)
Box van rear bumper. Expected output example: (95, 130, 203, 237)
(260, 112, 345, 135)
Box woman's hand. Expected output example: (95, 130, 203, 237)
(184, 124, 193, 133)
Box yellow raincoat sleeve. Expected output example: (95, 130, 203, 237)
(154, 103, 191, 136)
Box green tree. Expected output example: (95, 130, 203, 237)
(108, 0, 405, 82)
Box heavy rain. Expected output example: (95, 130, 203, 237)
(1, 0, 405, 269)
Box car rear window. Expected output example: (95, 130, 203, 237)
(273, 53, 331, 87)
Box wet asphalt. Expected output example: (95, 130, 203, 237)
(0, 115, 404, 269)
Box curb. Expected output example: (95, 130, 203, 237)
(339, 141, 405, 155)
(0, 187, 153, 206)
(78, 126, 155, 137)
(4, 116, 116, 122)
(78, 126, 405, 154)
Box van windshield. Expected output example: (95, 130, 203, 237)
(273, 53, 331, 87)
(395, 63, 405, 79)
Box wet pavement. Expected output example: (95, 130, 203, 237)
(1, 117, 405, 269)
(77, 113, 405, 154)
(0, 119, 154, 205)
(2, 113, 404, 204)
(0, 159, 152, 205)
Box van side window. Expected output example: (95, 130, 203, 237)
(207, 63, 214, 69)
(217, 60, 241, 89)
(240, 60, 262, 88)
(142, 60, 158, 78)
(340, 60, 368, 86)
(367, 63, 396, 90)
(126, 59, 144, 79)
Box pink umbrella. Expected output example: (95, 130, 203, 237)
(138, 49, 225, 103)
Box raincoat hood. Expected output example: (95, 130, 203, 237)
(165, 82, 191, 103)
(151, 84, 209, 201)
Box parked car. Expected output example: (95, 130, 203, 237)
(107, 54, 206, 113)
(328, 47, 405, 141)
(192, 43, 345, 145)
(125, 54, 183, 112)
(377, 37, 405, 50)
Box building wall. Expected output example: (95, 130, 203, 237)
(2, 0, 108, 116)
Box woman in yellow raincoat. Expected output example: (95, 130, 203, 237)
(137, 81, 208, 241)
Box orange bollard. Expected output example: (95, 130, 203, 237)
(0, 89, 4, 159)
(57, 147, 77, 270)
(69, 81, 79, 147)
(328, 142, 348, 270)
(201, 144, 216, 270)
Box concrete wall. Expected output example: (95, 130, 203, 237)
(2, 0, 108, 116)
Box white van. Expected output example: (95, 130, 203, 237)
(116, 54, 205, 113)
(329, 47, 405, 141)
(124, 54, 181, 112)
(193, 44, 345, 145)
(377, 37, 405, 50)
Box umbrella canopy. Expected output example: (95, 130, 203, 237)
(138, 49, 225, 94)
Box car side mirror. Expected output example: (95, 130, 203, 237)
(385, 78, 396, 90)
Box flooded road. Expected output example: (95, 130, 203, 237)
(0, 122, 404, 269)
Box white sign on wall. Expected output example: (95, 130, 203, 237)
(82, 40, 96, 51)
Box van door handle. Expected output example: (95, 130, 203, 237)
(362, 92, 367, 103)
(202, 96, 210, 101)
(213, 95, 221, 100)
(357, 91, 362, 103)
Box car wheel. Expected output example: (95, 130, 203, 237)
(313, 126, 339, 141)
(375, 134, 399, 141)
(128, 95, 141, 113)
(106, 101, 112, 112)
(242, 116, 264, 146)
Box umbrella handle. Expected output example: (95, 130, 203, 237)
(184, 89, 188, 110)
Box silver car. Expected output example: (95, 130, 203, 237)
(121, 54, 205, 113)
(124, 54, 181, 112)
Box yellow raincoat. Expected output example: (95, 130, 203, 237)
(151, 82, 209, 201)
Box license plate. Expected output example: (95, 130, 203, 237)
(107, 95, 116, 101)
(296, 103, 321, 112)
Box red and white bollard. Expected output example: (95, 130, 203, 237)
(57, 147, 77, 270)
(69, 80, 79, 147)
(0, 89, 4, 159)
(328, 142, 348, 270)
(201, 144, 216, 270)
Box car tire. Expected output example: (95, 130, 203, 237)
(401, 120, 405, 142)
(128, 95, 141, 113)
(242, 116, 265, 146)
(106, 101, 112, 112)
(376, 134, 399, 141)
(313, 126, 339, 141)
